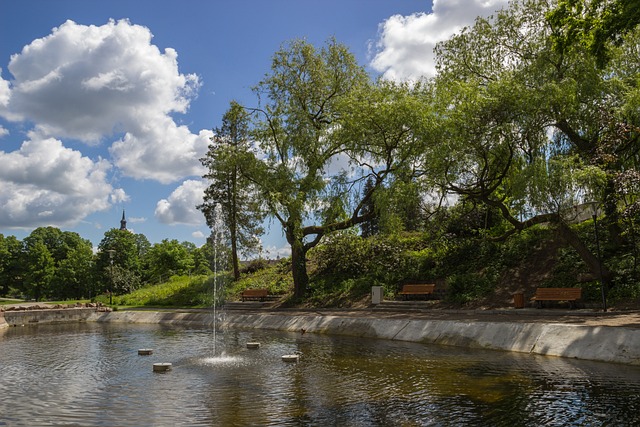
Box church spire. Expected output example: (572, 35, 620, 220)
(120, 210, 127, 231)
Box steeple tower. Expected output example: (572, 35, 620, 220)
(120, 210, 127, 231)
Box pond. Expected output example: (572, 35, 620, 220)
(1, 322, 639, 426)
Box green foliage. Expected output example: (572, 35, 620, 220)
(445, 273, 494, 304)
(199, 101, 265, 280)
(96, 229, 146, 294)
(100, 274, 226, 308)
(231, 258, 292, 297)
(548, 0, 640, 68)
(144, 239, 196, 283)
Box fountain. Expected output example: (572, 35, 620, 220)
(208, 204, 232, 361)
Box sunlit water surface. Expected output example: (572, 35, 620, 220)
(1, 322, 639, 426)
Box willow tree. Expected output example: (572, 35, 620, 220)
(432, 0, 640, 283)
(237, 39, 434, 298)
(199, 101, 264, 281)
(548, 0, 640, 67)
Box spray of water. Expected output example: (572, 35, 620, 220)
(210, 204, 228, 358)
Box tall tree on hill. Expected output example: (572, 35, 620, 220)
(234, 39, 435, 298)
(199, 101, 264, 281)
(360, 177, 379, 238)
(432, 0, 640, 284)
(548, 0, 640, 67)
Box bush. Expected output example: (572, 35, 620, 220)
(446, 273, 494, 304)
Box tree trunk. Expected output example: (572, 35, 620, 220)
(290, 239, 309, 299)
(229, 224, 240, 281)
(557, 221, 612, 282)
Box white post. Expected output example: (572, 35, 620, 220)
(371, 286, 383, 305)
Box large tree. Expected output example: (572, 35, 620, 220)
(96, 229, 147, 295)
(144, 239, 195, 282)
(23, 240, 55, 301)
(236, 39, 433, 298)
(199, 101, 264, 281)
(548, 0, 640, 67)
(432, 0, 640, 283)
(21, 227, 94, 300)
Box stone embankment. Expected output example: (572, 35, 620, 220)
(88, 309, 640, 366)
(0, 303, 111, 328)
(3, 304, 638, 366)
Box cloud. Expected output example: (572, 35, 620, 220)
(192, 230, 205, 239)
(110, 188, 130, 204)
(155, 179, 207, 225)
(0, 69, 10, 107)
(0, 135, 116, 228)
(371, 0, 509, 81)
(1, 19, 206, 183)
(263, 243, 291, 260)
(110, 123, 212, 184)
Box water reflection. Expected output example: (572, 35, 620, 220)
(0, 322, 638, 426)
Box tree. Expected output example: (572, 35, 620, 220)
(239, 39, 434, 298)
(199, 101, 264, 281)
(0, 234, 23, 297)
(548, 0, 640, 67)
(54, 245, 95, 300)
(23, 240, 55, 301)
(21, 227, 94, 300)
(191, 243, 214, 276)
(432, 0, 640, 284)
(96, 229, 146, 295)
(360, 177, 379, 238)
(145, 239, 195, 282)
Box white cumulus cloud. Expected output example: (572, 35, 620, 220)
(155, 179, 207, 226)
(371, 0, 509, 81)
(1, 19, 206, 183)
(110, 124, 212, 184)
(0, 135, 117, 228)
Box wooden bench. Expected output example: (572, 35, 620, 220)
(398, 284, 436, 300)
(241, 289, 269, 302)
(531, 287, 582, 309)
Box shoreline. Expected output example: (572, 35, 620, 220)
(91, 308, 640, 366)
(3, 305, 639, 366)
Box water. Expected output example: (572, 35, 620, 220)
(1, 322, 639, 426)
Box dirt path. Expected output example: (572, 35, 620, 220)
(255, 307, 640, 329)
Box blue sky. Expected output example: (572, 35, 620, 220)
(0, 0, 508, 257)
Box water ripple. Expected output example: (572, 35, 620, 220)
(1, 323, 639, 426)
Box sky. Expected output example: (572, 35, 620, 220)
(0, 0, 509, 257)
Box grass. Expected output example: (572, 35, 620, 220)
(89, 260, 294, 310)
(0, 298, 24, 306)
(95, 274, 220, 309)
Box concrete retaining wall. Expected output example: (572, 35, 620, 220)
(88, 310, 640, 366)
(3, 308, 99, 326)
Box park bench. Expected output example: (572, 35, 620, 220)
(241, 289, 269, 302)
(531, 287, 582, 309)
(398, 284, 436, 300)
(240, 289, 280, 302)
